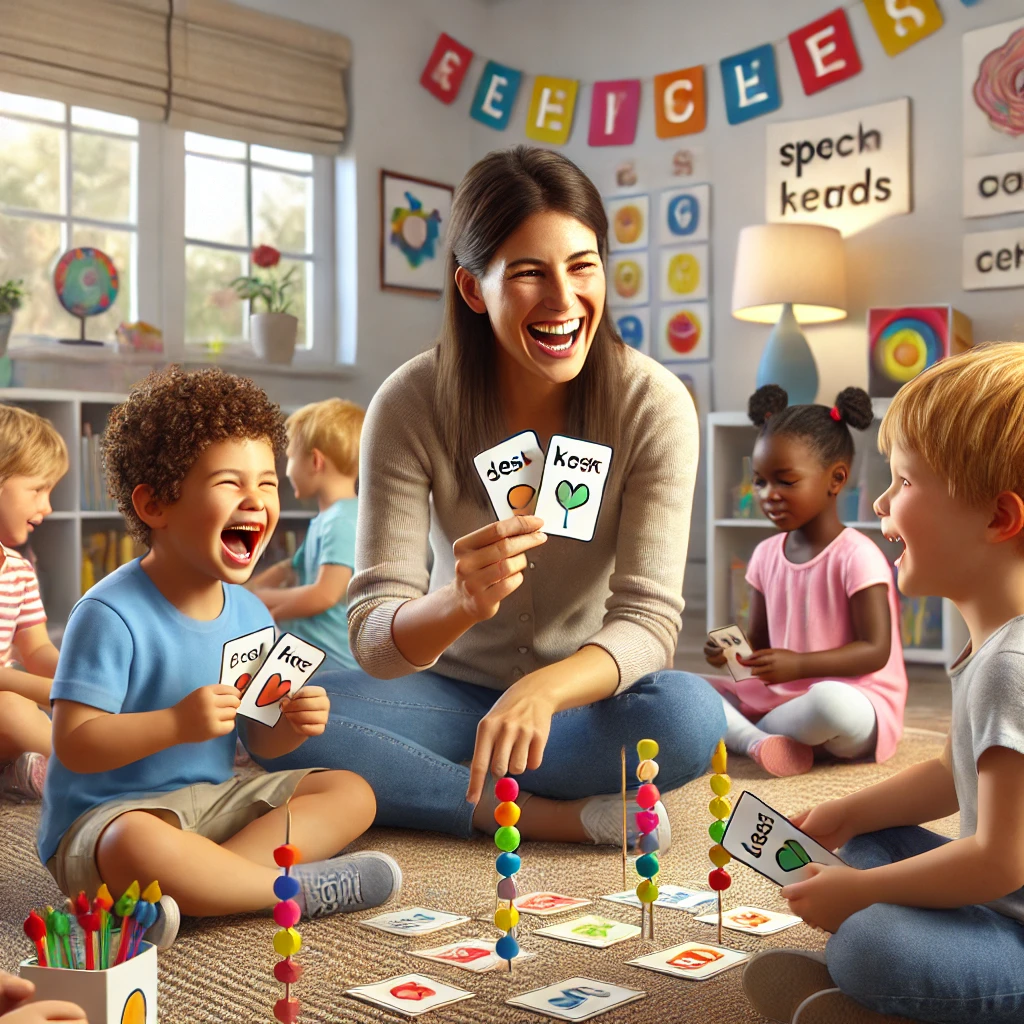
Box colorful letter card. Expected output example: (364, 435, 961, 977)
(696, 905, 803, 935)
(864, 0, 943, 57)
(419, 33, 473, 104)
(589, 80, 641, 147)
(474, 430, 544, 519)
(235, 633, 325, 727)
(654, 66, 706, 138)
(628, 942, 749, 981)
(720, 44, 781, 125)
(359, 907, 471, 936)
(722, 791, 845, 886)
(606, 194, 650, 252)
(470, 60, 521, 130)
(526, 76, 579, 145)
(514, 892, 593, 916)
(508, 977, 646, 1021)
(345, 973, 473, 1017)
(658, 185, 710, 245)
(789, 8, 862, 95)
(534, 435, 614, 542)
(660, 244, 709, 303)
(601, 884, 716, 913)
(708, 624, 756, 682)
(409, 938, 537, 973)
(532, 915, 640, 948)
(219, 626, 274, 692)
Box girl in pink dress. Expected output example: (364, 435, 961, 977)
(705, 384, 907, 777)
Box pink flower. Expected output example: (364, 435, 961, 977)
(252, 245, 281, 268)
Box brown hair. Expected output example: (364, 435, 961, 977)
(286, 398, 364, 476)
(435, 145, 624, 502)
(0, 404, 68, 484)
(103, 366, 287, 543)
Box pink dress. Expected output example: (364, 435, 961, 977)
(713, 528, 907, 763)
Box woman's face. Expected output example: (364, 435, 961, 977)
(457, 210, 606, 386)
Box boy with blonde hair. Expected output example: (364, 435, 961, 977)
(252, 397, 364, 671)
(743, 343, 1024, 1024)
(0, 404, 68, 801)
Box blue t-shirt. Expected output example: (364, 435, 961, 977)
(38, 559, 273, 864)
(279, 497, 358, 671)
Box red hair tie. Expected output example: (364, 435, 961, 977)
(830, 406, 842, 422)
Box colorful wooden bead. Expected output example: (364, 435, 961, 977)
(494, 801, 521, 828)
(710, 773, 731, 796)
(497, 877, 517, 901)
(274, 997, 300, 1024)
(709, 844, 731, 868)
(273, 927, 302, 957)
(274, 960, 303, 984)
(494, 826, 521, 852)
(708, 819, 727, 844)
(638, 831, 661, 854)
(273, 874, 300, 901)
(273, 844, 300, 869)
(494, 906, 519, 932)
(636, 880, 659, 903)
(495, 777, 519, 802)
(635, 810, 659, 834)
(709, 796, 732, 819)
(636, 783, 660, 809)
(273, 899, 301, 929)
(496, 852, 520, 877)
(495, 934, 519, 960)
(636, 853, 660, 878)
(711, 738, 728, 775)
(708, 868, 732, 891)
(636, 759, 660, 782)
(637, 739, 660, 760)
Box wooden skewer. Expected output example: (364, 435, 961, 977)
(717, 890, 723, 945)
(621, 746, 627, 890)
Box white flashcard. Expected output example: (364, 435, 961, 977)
(409, 938, 536, 973)
(659, 243, 709, 303)
(695, 905, 803, 935)
(359, 907, 472, 936)
(601, 885, 716, 913)
(608, 252, 649, 307)
(721, 791, 844, 887)
(473, 430, 544, 520)
(344, 973, 474, 1017)
(658, 184, 710, 246)
(532, 915, 641, 949)
(534, 435, 614, 542)
(235, 633, 325, 728)
(508, 977, 646, 1021)
(606, 194, 650, 252)
(628, 942, 749, 981)
(514, 892, 593, 916)
(219, 627, 274, 694)
(708, 624, 756, 682)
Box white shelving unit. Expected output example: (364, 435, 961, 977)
(705, 405, 969, 667)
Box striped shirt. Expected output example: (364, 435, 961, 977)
(0, 544, 46, 667)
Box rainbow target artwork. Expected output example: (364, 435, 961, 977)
(52, 247, 119, 344)
(867, 306, 973, 398)
(380, 170, 454, 297)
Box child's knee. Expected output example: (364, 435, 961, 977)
(0, 689, 38, 729)
(95, 810, 168, 867)
(302, 768, 376, 823)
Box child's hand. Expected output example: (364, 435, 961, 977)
(280, 685, 329, 738)
(172, 685, 240, 744)
(1, 972, 88, 1021)
(0, 972, 34, 1015)
(781, 863, 869, 933)
(703, 639, 727, 668)
(738, 648, 805, 684)
(792, 800, 858, 852)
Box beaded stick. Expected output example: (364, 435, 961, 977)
(272, 802, 303, 1024)
(633, 738, 662, 941)
(707, 739, 733, 944)
(620, 745, 627, 890)
(493, 776, 522, 974)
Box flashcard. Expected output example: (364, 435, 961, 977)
(659, 243, 709, 303)
(534, 435, 614, 542)
(721, 791, 844, 886)
(601, 884, 716, 913)
(344, 973, 474, 1017)
(532, 915, 641, 948)
(612, 307, 650, 355)
(359, 907, 472, 936)
(409, 938, 537, 973)
(508, 977, 646, 1021)
(235, 633, 325, 727)
(608, 252, 649, 307)
(514, 892, 593, 916)
(695, 905, 803, 935)
(219, 626, 274, 694)
(473, 430, 544, 520)
(656, 302, 709, 363)
(708, 624, 756, 682)
(606, 194, 650, 252)
(628, 942, 749, 981)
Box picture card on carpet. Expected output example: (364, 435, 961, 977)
(695, 905, 802, 935)
(235, 633, 325, 727)
(344, 973, 474, 1017)
(628, 942, 750, 981)
(514, 892, 592, 916)
(359, 907, 471, 936)
(602, 884, 715, 912)
(409, 938, 537, 973)
(532, 915, 640, 948)
(508, 977, 646, 1021)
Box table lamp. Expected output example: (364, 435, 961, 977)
(731, 224, 847, 405)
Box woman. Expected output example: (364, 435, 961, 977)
(258, 146, 724, 845)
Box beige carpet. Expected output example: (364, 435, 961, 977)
(0, 729, 954, 1024)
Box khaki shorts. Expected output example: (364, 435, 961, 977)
(46, 768, 319, 898)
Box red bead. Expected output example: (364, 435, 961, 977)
(274, 959, 303, 984)
(494, 777, 519, 802)
(708, 868, 732, 891)
(636, 783, 660, 809)
(274, 997, 300, 1023)
(273, 844, 300, 868)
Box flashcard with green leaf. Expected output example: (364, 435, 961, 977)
(534, 434, 613, 541)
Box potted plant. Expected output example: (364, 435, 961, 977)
(230, 246, 298, 364)
(0, 279, 26, 357)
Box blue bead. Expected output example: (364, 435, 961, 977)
(274, 874, 301, 901)
(495, 934, 520, 961)
(638, 831, 660, 854)
(496, 852, 521, 877)
(636, 852, 660, 878)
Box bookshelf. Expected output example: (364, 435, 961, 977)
(0, 388, 315, 640)
(705, 405, 970, 667)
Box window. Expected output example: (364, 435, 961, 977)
(0, 92, 138, 341)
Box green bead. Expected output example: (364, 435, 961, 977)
(494, 826, 521, 852)
(709, 819, 726, 843)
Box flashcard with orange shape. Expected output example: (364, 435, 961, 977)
(695, 905, 802, 935)
(236, 633, 325, 727)
(345, 973, 474, 1017)
(606, 194, 649, 252)
(608, 252, 649, 307)
(219, 627, 274, 693)
(514, 891, 593, 916)
(474, 430, 544, 520)
(627, 941, 749, 981)
(409, 937, 537, 972)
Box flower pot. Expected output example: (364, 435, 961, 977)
(251, 312, 298, 365)
(0, 313, 12, 357)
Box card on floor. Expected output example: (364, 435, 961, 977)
(235, 633, 325, 727)
(507, 977, 646, 1021)
(344, 973, 474, 1017)
(601, 885, 716, 913)
(473, 430, 545, 519)
(627, 942, 750, 981)
(514, 892, 593, 916)
(409, 938, 536, 973)
(219, 627, 274, 694)
(359, 907, 472, 936)
(533, 434, 614, 542)
(708, 624, 756, 682)
(721, 791, 844, 886)
(533, 915, 641, 948)
(695, 905, 803, 935)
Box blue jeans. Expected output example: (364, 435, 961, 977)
(254, 668, 725, 838)
(827, 826, 1024, 1022)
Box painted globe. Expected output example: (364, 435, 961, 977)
(53, 247, 119, 318)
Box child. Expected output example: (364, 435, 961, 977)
(0, 970, 85, 1023)
(705, 385, 907, 777)
(743, 344, 1024, 1024)
(0, 404, 68, 801)
(251, 398, 362, 671)
(40, 368, 400, 932)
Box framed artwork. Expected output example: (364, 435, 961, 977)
(380, 170, 454, 297)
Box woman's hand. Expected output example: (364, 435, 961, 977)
(738, 648, 805, 684)
(703, 639, 727, 668)
(452, 516, 547, 624)
(782, 863, 870, 933)
(791, 799, 859, 852)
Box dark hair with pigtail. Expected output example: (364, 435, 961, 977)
(747, 384, 873, 467)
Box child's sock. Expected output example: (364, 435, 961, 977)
(719, 693, 772, 753)
(720, 694, 814, 777)
(291, 851, 402, 919)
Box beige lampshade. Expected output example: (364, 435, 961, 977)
(731, 223, 848, 325)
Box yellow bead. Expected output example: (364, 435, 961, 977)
(709, 844, 732, 868)
(273, 927, 302, 957)
(710, 773, 731, 796)
(637, 739, 659, 761)
(709, 796, 732, 819)
(494, 801, 521, 828)
(494, 906, 519, 932)
(636, 880, 659, 904)
(636, 759, 660, 782)
(711, 739, 728, 775)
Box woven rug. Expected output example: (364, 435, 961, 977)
(0, 729, 953, 1023)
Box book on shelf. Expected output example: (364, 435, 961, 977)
(80, 425, 117, 512)
(82, 530, 146, 595)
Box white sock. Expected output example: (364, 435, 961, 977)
(719, 693, 771, 757)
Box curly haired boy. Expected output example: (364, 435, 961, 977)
(39, 367, 400, 937)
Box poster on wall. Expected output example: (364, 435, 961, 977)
(659, 244, 709, 303)
(607, 252, 649, 307)
(655, 302, 709, 363)
(584, 148, 710, 198)
(611, 307, 651, 355)
(963, 227, 1024, 291)
(380, 170, 454, 297)
(764, 98, 911, 236)
(606, 195, 650, 252)
(657, 184, 710, 246)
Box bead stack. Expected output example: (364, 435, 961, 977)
(634, 738, 662, 941)
(272, 805, 303, 1024)
(707, 738, 733, 944)
(493, 776, 522, 973)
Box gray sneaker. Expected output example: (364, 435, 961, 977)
(293, 851, 402, 919)
(794, 988, 911, 1024)
(742, 948, 833, 1023)
(143, 894, 180, 950)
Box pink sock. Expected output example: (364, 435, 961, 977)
(749, 735, 814, 777)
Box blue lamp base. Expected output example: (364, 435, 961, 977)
(756, 302, 819, 405)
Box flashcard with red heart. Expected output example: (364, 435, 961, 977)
(344, 973, 474, 1017)
(219, 627, 274, 694)
(514, 892, 593, 916)
(236, 633, 326, 727)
